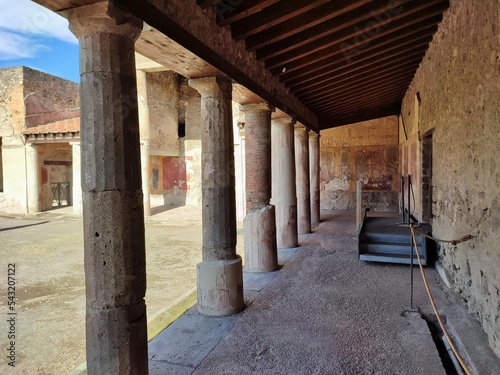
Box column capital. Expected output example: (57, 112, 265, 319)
(309, 131, 320, 139)
(189, 76, 232, 99)
(68, 1, 142, 40)
(239, 102, 274, 114)
(271, 117, 295, 126)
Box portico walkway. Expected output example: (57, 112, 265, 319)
(148, 210, 500, 375)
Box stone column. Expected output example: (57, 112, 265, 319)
(309, 132, 320, 225)
(271, 118, 298, 248)
(68, 3, 147, 374)
(71, 142, 82, 215)
(241, 103, 277, 273)
(25, 144, 40, 213)
(189, 76, 244, 316)
(136, 69, 151, 217)
(295, 124, 311, 234)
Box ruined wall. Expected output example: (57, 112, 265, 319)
(400, 1, 500, 356)
(23, 67, 79, 127)
(320, 116, 399, 211)
(0, 67, 28, 212)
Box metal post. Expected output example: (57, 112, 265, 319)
(407, 175, 411, 224)
(401, 175, 405, 223)
(410, 228, 414, 309)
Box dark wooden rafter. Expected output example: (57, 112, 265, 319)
(244, 0, 372, 51)
(263, 0, 448, 70)
(322, 105, 401, 129)
(230, 0, 329, 40)
(280, 21, 437, 88)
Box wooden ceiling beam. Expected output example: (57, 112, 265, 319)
(244, 0, 371, 51)
(256, 0, 417, 62)
(230, 0, 329, 40)
(262, 0, 447, 69)
(305, 66, 418, 108)
(216, 0, 280, 26)
(284, 32, 434, 91)
(315, 84, 411, 115)
(296, 54, 425, 101)
(276, 14, 442, 79)
(320, 105, 401, 129)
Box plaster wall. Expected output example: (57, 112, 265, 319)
(320, 116, 399, 211)
(0, 67, 27, 212)
(400, 0, 500, 356)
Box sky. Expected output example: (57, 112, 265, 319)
(0, 0, 79, 82)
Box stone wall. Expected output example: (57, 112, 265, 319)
(320, 116, 399, 211)
(400, 1, 500, 356)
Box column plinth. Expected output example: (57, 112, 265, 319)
(271, 118, 298, 248)
(241, 103, 277, 273)
(189, 76, 244, 315)
(309, 132, 320, 225)
(295, 124, 311, 234)
(69, 2, 147, 373)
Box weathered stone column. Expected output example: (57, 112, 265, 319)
(71, 142, 82, 215)
(136, 69, 151, 217)
(271, 118, 298, 248)
(295, 124, 311, 234)
(189, 76, 244, 316)
(25, 144, 40, 213)
(241, 103, 277, 273)
(68, 3, 147, 374)
(309, 131, 320, 225)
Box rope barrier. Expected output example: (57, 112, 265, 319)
(410, 224, 473, 375)
(413, 227, 474, 246)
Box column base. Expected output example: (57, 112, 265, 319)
(244, 205, 278, 273)
(197, 256, 244, 316)
(86, 300, 148, 374)
(276, 203, 298, 248)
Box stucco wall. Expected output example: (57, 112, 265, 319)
(320, 116, 399, 211)
(400, 1, 500, 356)
(0, 67, 27, 212)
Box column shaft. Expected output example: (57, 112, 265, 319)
(271, 118, 298, 248)
(241, 103, 277, 273)
(25, 144, 40, 213)
(295, 125, 311, 234)
(136, 70, 151, 217)
(69, 3, 147, 374)
(309, 132, 320, 225)
(71, 142, 82, 215)
(189, 77, 244, 316)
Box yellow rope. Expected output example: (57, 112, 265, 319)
(410, 224, 473, 375)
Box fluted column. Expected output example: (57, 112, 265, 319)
(189, 76, 244, 316)
(69, 3, 147, 374)
(295, 124, 311, 234)
(136, 69, 151, 217)
(271, 118, 298, 248)
(309, 132, 320, 225)
(241, 103, 277, 273)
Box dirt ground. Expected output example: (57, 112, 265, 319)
(0, 205, 244, 375)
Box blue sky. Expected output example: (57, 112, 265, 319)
(0, 0, 79, 82)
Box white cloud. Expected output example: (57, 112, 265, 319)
(0, 0, 77, 44)
(0, 29, 48, 60)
